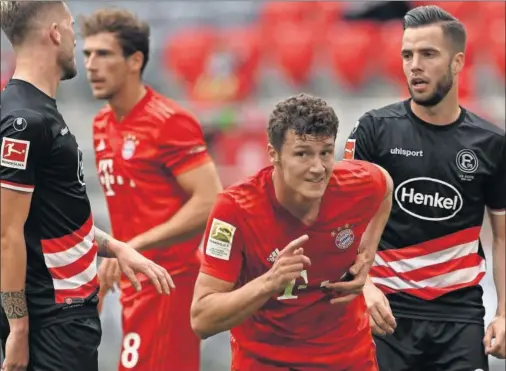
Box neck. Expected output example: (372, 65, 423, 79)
(108, 81, 147, 121)
(410, 90, 461, 126)
(272, 169, 320, 222)
(11, 48, 61, 99)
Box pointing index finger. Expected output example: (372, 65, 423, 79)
(280, 235, 309, 255)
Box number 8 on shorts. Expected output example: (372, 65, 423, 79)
(121, 332, 141, 369)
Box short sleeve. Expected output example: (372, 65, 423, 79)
(158, 113, 211, 176)
(484, 141, 506, 214)
(0, 109, 50, 193)
(200, 193, 244, 283)
(344, 113, 377, 162)
(365, 162, 388, 215)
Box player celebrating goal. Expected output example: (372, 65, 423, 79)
(0, 2, 173, 371)
(80, 8, 222, 371)
(191, 93, 394, 371)
(345, 5, 506, 371)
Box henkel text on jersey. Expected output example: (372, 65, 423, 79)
(347, 100, 505, 323)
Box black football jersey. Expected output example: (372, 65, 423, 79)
(345, 100, 505, 324)
(0, 80, 99, 329)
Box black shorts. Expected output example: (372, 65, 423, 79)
(1, 316, 101, 371)
(373, 317, 488, 371)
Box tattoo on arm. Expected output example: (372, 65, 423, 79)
(0, 290, 28, 319)
(95, 227, 113, 257)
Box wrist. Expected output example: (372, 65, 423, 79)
(496, 307, 505, 318)
(9, 318, 29, 335)
(259, 271, 278, 297)
(107, 238, 127, 257)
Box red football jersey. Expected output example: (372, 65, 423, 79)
(201, 160, 386, 368)
(93, 86, 210, 279)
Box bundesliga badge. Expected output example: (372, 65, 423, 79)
(122, 134, 138, 160)
(331, 224, 355, 250)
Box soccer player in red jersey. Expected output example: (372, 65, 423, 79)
(80, 9, 222, 371)
(191, 93, 394, 371)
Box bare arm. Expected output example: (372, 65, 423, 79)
(129, 162, 222, 251)
(0, 188, 31, 335)
(362, 165, 393, 266)
(488, 210, 505, 317)
(191, 273, 274, 339)
(95, 227, 116, 258)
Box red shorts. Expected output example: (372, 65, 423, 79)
(231, 338, 379, 371)
(118, 271, 200, 371)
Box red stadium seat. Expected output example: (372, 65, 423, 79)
(457, 64, 475, 101)
(1, 51, 14, 90)
(488, 18, 506, 80)
(212, 128, 269, 186)
(270, 22, 315, 85)
(191, 26, 263, 103)
(378, 21, 405, 87)
(162, 27, 216, 85)
(326, 21, 376, 89)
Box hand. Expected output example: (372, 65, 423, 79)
(115, 243, 175, 294)
(265, 235, 311, 294)
(363, 280, 396, 336)
(484, 315, 506, 359)
(97, 258, 121, 293)
(2, 330, 29, 371)
(322, 249, 372, 305)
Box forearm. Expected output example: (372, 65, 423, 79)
(0, 234, 29, 333)
(129, 196, 214, 252)
(361, 196, 392, 261)
(192, 274, 274, 339)
(492, 237, 505, 316)
(95, 227, 119, 258)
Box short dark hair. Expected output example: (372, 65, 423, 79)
(403, 5, 466, 53)
(79, 8, 150, 74)
(267, 93, 339, 151)
(0, 1, 64, 47)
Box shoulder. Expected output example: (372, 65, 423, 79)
(330, 160, 389, 193)
(1, 108, 48, 138)
(360, 101, 408, 122)
(221, 167, 272, 212)
(462, 109, 505, 139)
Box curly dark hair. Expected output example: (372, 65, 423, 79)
(267, 93, 339, 151)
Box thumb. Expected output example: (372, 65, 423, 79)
(123, 267, 142, 292)
(483, 325, 495, 350)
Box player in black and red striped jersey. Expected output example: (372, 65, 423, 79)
(0, 2, 173, 371)
(344, 5, 505, 371)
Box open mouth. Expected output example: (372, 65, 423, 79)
(306, 178, 325, 184)
(411, 77, 428, 90)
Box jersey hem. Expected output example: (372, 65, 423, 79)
(392, 311, 484, 325)
(29, 307, 99, 330)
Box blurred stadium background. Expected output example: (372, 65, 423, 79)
(1, 1, 504, 370)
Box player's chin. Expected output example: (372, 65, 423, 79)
(301, 181, 327, 198)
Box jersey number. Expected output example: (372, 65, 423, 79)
(121, 332, 141, 369)
(277, 270, 335, 301)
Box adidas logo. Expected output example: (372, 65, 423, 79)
(267, 249, 280, 263)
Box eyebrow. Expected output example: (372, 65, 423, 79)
(294, 143, 335, 149)
(401, 47, 440, 54)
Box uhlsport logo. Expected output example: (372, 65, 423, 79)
(395, 177, 463, 221)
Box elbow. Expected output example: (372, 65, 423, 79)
(190, 311, 214, 340)
(190, 301, 219, 340)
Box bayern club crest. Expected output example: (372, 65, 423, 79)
(331, 224, 355, 250)
(122, 134, 139, 160)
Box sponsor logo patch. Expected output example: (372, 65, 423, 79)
(1, 137, 30, 170)
(343, 139, 356, 160)
(206, 218, 237, 260)
(395, 177, 463, 221)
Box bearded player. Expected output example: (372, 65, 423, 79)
(0, 2, 173, 371)
(346, 5, 506, 371)
(191, 93, 394, 371)
(80, 9, 222, 371)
